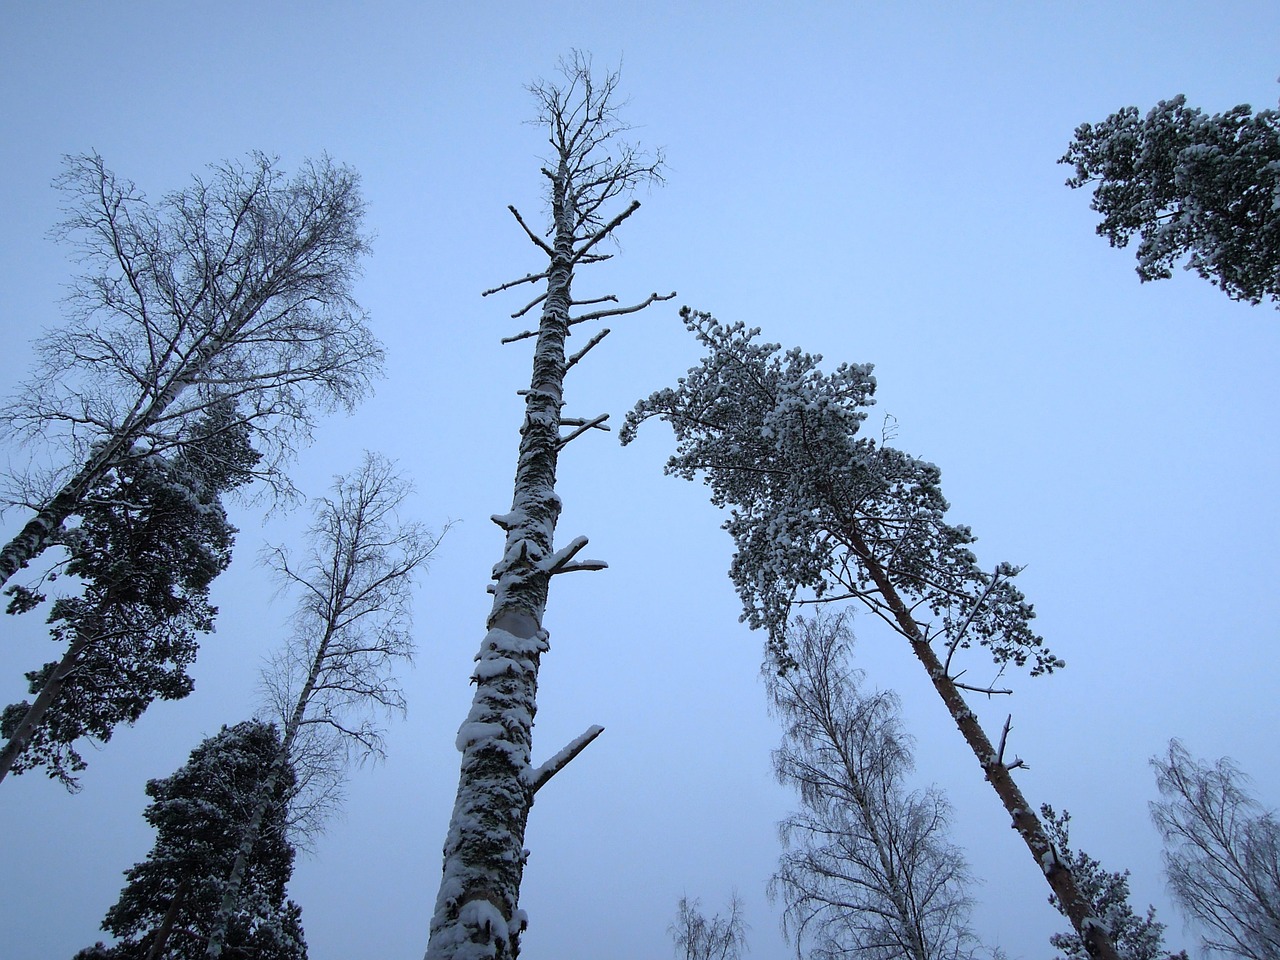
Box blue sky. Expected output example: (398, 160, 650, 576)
(3, 4, 1280, 959)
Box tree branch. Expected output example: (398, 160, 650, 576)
(528, 725, 605, 795)
(507, 205, 554, 257)
(564, 328, 610, 373)
(482, 270, 551, 298)
(570, 199, 641, 264)
(569, 290, 676, 326)
(557, 413, 611, 448)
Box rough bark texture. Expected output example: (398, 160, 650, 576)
(426, 173, 574, 960)
(426, 55, 666, 960)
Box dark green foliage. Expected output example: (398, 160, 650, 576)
(79, 721, 305, 960)
(1042, 805, 1186, 960)
(2, 402, 256, 786)
(624, 308, 1058, 676)
(1062, 95, 1280, 307)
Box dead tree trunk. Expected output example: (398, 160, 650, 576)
(426, 55, 671, 960)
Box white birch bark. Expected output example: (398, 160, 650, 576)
(426, 55, 669, 960)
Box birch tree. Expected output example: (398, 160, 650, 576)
(768, 614, 982, 960)
(426, 54, 672, 960)
(0, 151, 380, 591)
(1151, 740, 1280, 960)
(203, 452, 441, 960)
(623, 308, 1121, 960)
(669, 895, 748, 960)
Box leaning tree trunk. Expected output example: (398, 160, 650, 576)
(0, 627, 99, 784)
(842, 522, 1123, 960)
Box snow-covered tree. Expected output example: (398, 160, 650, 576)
(768, 614, 983, 960)
(623, 308, 1120, 960)
(669, 895, 747, 960)
(0, 151, 380, 591)
(0, 400, 256, 788)
(426, 53, 671, 960)
(204, 452, 442, 960)
(1062, 95, 1280, 307)
(77, 720, 306, 960)
(1041, 805, 1186, 960)
(1151, 740, 1280, 960)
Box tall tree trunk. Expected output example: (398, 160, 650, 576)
(204, 601, 338, 960)
(426, 166, 577, 960)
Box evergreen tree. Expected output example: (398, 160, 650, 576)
(1041, 806, 1186, 960)
(624, 309, 1119, 960)
(1062, 94, 1280, 307)
(77, 721, 305, 960)
(1, 402, 256, 787)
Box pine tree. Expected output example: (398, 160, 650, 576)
(624, 308, 1120, 960)
(1062, 95, 1280, 307)
(1, 401, 256, 787)
(78, 721, 306, 960)
(1041, 806, 1185, 960)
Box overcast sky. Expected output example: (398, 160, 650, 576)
(3, 4, 1280, 960)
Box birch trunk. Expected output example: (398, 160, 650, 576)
(426, 165, 576, 960)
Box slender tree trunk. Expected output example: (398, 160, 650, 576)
(842, 523, 1122, 960)
(0, 630, 93, 784)
(425, 168, 577, 960)
(0, 295, 267, 594)
(144, 878, 190, 960)
(204, 605, 336, 960)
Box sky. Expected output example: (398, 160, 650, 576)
(2, 4, 1279, 959)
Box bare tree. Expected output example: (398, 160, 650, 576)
(0, 151, 381, 591)
(425, 53, 672, 960)
(670, 895, 748, 960)
(624, 309, 1122, 960)
(202, 452, 443, 960)
(1151, 740, 1280, 960)
(768, 614, 982, 960)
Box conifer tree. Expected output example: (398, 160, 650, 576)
(77, 721, 306, 960)
(624, 308, 1121, 960)
(1, 401, 256, 787)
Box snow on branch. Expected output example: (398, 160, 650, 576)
(570, 199, 641, 264)
(539, 534, 608, 576)
(557, 413, 611, 448)
(565, 328, 610, 372)
(527, 725, 604, 795)
(482, 269, 552, 299)
(569, 290, 676, 326)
